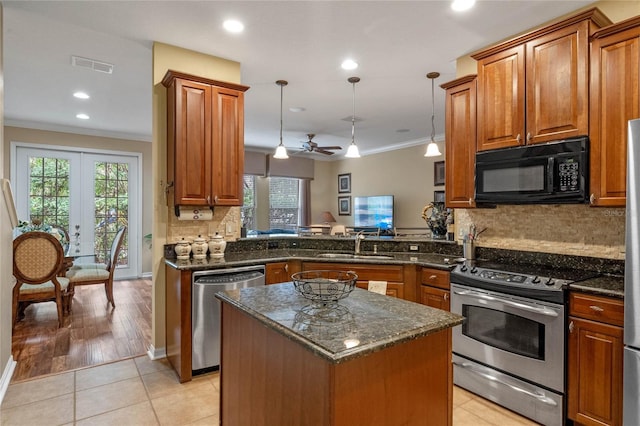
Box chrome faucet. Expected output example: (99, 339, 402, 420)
(354, 231, 365, 254)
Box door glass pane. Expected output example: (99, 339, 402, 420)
(27, 156, 70, 233)
(462, 305, 545, 360)
(94, 161, 129, 267)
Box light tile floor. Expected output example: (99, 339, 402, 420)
(1, 355, 539, 425)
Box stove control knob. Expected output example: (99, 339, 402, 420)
(545, 278, 555, 286)
(470, 266, 478, 274)
(460, 264, 468, 272)
(532, 276, 541, 284)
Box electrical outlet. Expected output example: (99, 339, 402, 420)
(409, 245, 419, 251)
(226, 222, 235, 235)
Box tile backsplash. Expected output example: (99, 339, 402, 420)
(455, 204, 626, 260)
(167, 206, 241, 243)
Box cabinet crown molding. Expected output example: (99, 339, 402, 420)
(471, 7, 612, 60)
(161, 70, 250, 92)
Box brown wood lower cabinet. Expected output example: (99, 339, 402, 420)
(265, 260, 301, 284)
(568, 292, 624, 426)
(419, 267, 451, 311)
(302, 262, 413, 301)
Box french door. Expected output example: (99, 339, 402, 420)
(13, 144, 140, 279)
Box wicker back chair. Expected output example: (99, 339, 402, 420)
(66, 226, 127, 308)
(12, 231, 71, 329)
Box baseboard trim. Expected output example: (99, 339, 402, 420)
(147, 344, 166, 360)
(141, 272, 152, 279)
(0, 356, 17, 406)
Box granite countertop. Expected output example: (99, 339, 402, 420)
(164, 248, 457, 271)
(569, 274, 624, 298)
(216, 282, 463, 364)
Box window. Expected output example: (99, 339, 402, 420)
(242, 175, 256, 230)
(28, 156, 70, 230)
(269, 177, 300, 231)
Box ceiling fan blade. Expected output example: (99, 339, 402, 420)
(316, 146, 342, 150)
(314, 149, 335, 155)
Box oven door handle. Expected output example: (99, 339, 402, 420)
(452, 289, 559, 317)
(453, 360, 558, 407)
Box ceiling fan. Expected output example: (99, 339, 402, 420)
(299, 134, 342, 155)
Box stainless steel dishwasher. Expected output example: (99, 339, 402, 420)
(192, 265, 265, 373)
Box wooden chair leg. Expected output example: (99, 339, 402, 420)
(105, 281, 115, 308)
(55, 294, 64, 328)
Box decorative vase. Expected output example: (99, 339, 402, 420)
(421, 202, 450, 240)
(208, 232, 227, 258)
(174, 238, 191, 260)
(191, 235, 208, 259)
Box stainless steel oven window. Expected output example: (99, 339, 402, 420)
(462, 305, 545, 360)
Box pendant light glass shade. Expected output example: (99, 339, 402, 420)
(345, 76, 361, 158)
(424, 72, 442, 157)
(273, 80, 289, 159)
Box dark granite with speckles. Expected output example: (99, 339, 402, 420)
(165, 236, 625, 296)
(215, 282, 463, 363)
(570, 275, 624, 298)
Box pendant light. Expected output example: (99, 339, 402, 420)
(273, 80, 289, 159)
(345, 76, 361, 158)
(424, 72, 442, 157)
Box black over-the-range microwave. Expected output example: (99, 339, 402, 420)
(474, 136, 589, 204)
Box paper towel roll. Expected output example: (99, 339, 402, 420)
(368, 280, 388, 295)
(177, 206, 213, 221)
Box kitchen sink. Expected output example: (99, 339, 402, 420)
(316, 253, 394, 260)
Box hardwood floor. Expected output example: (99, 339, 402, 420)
(10, 278, 152, 383)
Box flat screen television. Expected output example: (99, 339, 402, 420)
(353, 195, 394, 231)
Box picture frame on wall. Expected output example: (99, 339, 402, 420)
(338, 173, 351, 193)
(434, 161, 445, 186)
(434, 190, 445, 203)
(338, 196, 351, 216)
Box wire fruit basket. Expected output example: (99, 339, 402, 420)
(291, 270, 358, 305)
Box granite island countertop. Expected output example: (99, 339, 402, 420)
(215, 282, 463, 364)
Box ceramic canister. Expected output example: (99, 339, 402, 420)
(174, 238, 191, 260)
(208, 232, 227, 258)
(192, 235, 208, 259)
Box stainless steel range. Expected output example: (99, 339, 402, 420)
(450, 261, 596, 426)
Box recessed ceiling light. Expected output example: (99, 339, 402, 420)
(223, 19, 244, 33)
(76, 113, 90, 120)
(341, 59, 358, 70)
(451, 0, 475, 12)
(73, 91, 90, 99)
(289, 107, 306, 113)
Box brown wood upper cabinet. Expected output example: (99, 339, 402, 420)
(472, 8, 610, 152)
(441, 75, 477, 208)
(163, 70, 249, 209)
(589, 16, 640, 207)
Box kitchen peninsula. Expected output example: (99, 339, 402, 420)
(216, 282, 463, 425)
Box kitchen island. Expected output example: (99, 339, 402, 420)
(216, 282, 463, 426)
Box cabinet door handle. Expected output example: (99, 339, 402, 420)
(444, 293, 449, 301)
(589, 305, 604, 312)
(214, 195, 219, 204)
(284, 264, 288, 272)
(569, 320, 574, 333)
(526, 132, 532, 142)
(468, 198, 473, 206)
(516, 134, 522, 143)
(429, 275, 437, 280)
(206, 195, 211, 205)
(590, 193, 596, 205)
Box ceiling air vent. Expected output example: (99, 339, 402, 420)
(71, 55, 114, 74)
